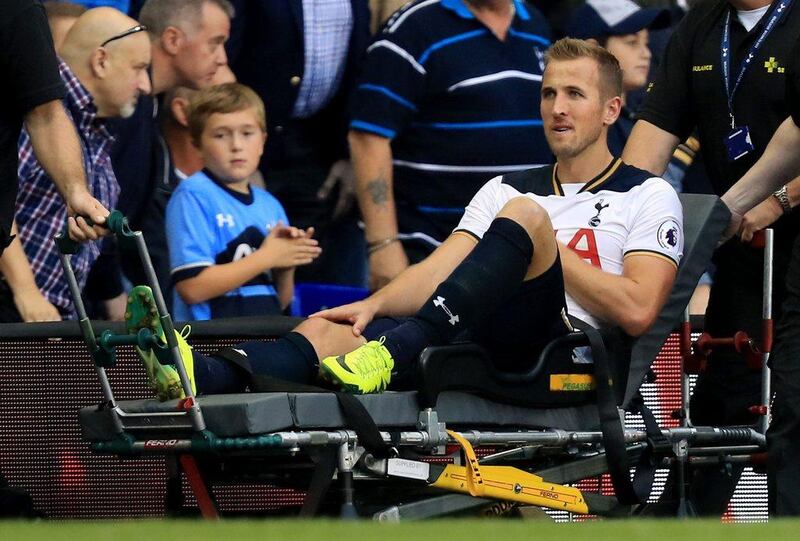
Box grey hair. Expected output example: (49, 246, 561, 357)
(139, 0, 234, 37)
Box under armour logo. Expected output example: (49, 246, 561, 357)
(779, 3, 786, 12)
(589, 199, 610, 227)
(216, 213, 235, 228)
(433, 296, 459, 326)
(722, 47, 728, 57)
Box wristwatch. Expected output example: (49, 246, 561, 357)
(773, 185, 792, 214)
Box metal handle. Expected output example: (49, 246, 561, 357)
(54, 210, 133, 255)
(55, 216, 94, 255)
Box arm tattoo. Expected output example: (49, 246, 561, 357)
(366, 176, 389, 206)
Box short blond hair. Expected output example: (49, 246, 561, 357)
(187, 83, 266, 146)
(544, 38, 623, 99)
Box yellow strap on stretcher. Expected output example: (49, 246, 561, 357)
(430, 430, 590, 514)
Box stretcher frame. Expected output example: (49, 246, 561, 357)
(672, 227, 774, 517)
(62, 195, 768, 520)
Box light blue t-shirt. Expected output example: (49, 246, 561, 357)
(166, 169, 289, 321)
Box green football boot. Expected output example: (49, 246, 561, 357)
(125, 285, 195, 401)
(319, 338, 394, 394)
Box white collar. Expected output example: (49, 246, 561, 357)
(736, 4, 771, 32)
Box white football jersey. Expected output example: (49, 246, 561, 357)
(455, 159, 684, 328)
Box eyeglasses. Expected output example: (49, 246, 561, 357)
(100, 25, 148, 48)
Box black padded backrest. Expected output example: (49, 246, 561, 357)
(622, 193, 730, 407)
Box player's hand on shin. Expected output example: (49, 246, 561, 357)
(258, 225, 321, 269)
(310, 300, 377, 337)
(368, 241, 408, 291)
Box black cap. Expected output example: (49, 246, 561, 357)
(565, 0, 672, 40)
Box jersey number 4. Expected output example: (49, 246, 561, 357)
(566, 229, 601, 268)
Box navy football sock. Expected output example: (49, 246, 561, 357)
(378, 318, 431, 373)
(380, 217, 533, 365)
(194, 332, 319, 394)
(192, 350, 248, 394)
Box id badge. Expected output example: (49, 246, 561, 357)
(725, 125, 755, 161)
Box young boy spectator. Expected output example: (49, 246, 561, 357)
(166, 83, 321, 321)
(161, 66, 265, 187)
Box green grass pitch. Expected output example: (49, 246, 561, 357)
(2, 519, 799, 541)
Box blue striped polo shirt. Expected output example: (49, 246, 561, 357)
(350, 0, 552, 241)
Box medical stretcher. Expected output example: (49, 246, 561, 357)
(61, 195, 769, 519)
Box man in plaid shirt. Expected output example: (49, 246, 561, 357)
(0, 7, 150, 321)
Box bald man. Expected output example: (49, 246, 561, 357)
(1, 0, 110, 256)
(0, 7, 151, 322)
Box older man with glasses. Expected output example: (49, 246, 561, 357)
(0, 7, 151, 323)
(0, 0, 110, 255)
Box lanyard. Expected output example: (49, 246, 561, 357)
(721, 0, 792, 128)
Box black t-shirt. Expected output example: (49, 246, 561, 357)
(787, 40, 800, 127)
(782, 41, 800, 302)
(639, 1, 800, 199)
(0, 0, 65, 248)
(106, 94, 170, 297)
(109, 94, 161, 224)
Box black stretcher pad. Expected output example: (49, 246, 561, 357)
(79, 391, 601, 440)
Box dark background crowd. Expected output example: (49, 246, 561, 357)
(0, 0, 709, 327)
